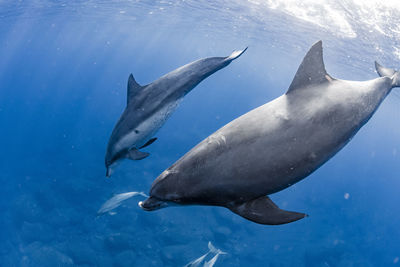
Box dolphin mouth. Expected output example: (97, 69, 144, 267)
(106, 167, 113, 177)
(138, 196, 167, 211)
(105, 161, 120, 177)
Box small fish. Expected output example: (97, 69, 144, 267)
(97, 191, 148, 215)
(184, 242, 227, 267)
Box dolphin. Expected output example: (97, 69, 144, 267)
(105, 48, 247, 176)
(138, 41, 400, 225)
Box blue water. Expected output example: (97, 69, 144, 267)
(1, 1, 400, 266)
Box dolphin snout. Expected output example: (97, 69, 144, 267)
(105, 161, 119, 177)
(106, 166, 113, 177)
(139, 196, 166, 211)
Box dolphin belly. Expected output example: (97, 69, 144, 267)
(114, 101, 180, 155)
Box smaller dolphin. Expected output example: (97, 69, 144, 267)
(105, 48, 247, 176)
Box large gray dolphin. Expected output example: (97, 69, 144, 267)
(105, 48, 247, 176)
(139, 41, 399, 225)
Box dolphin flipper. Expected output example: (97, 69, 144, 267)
(228, 196, 307, 225)
(126, 148, 150, 160)
(139, 137, 157, 149)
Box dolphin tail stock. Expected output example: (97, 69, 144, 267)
(225, 47, 248, 62)
(375, 61, 400, 88)
(227, 195, 307, 225)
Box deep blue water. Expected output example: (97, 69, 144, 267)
(1, 1, 400, 266)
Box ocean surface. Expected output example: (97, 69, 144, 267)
(1, 1, 400, 266)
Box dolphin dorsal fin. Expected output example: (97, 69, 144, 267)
(286, 41, 332, 94)
(127, 74, 144, 105)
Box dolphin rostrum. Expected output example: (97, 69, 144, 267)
(105, 48, 247, 176)
(139, 41, 399, 225)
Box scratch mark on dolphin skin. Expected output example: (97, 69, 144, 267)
(273, 109, 289, 121)
(157, 169, 179, 182)
(207, 133, 227, 146)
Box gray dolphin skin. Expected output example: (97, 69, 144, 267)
(139, 41, 400, 225)
(105, 48, 247, 176)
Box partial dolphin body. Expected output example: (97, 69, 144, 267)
(139, 41, 399, 225)
(105, 49, 247, 176)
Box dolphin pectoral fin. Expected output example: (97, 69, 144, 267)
(139, 137, 157, 149)
(228, 196, 307, 225)
(126, 148, 150, 160)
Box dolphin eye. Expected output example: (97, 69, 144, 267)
(135, 129, 140, 134)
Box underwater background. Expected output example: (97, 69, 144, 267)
(1, 0, 400, 266)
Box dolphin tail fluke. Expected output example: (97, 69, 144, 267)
(375, 61, 400, 87)
(228, 196, 307, 225)
(225, 47, 248, 62)
(184, 242, 226, 267)
(208, 242, 227, 255)
(208, 242, 218, 254)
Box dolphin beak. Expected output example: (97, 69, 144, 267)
(106, 166, 114, 177)
(138, 196, 168, 211)
(106, 161, 120, 177)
